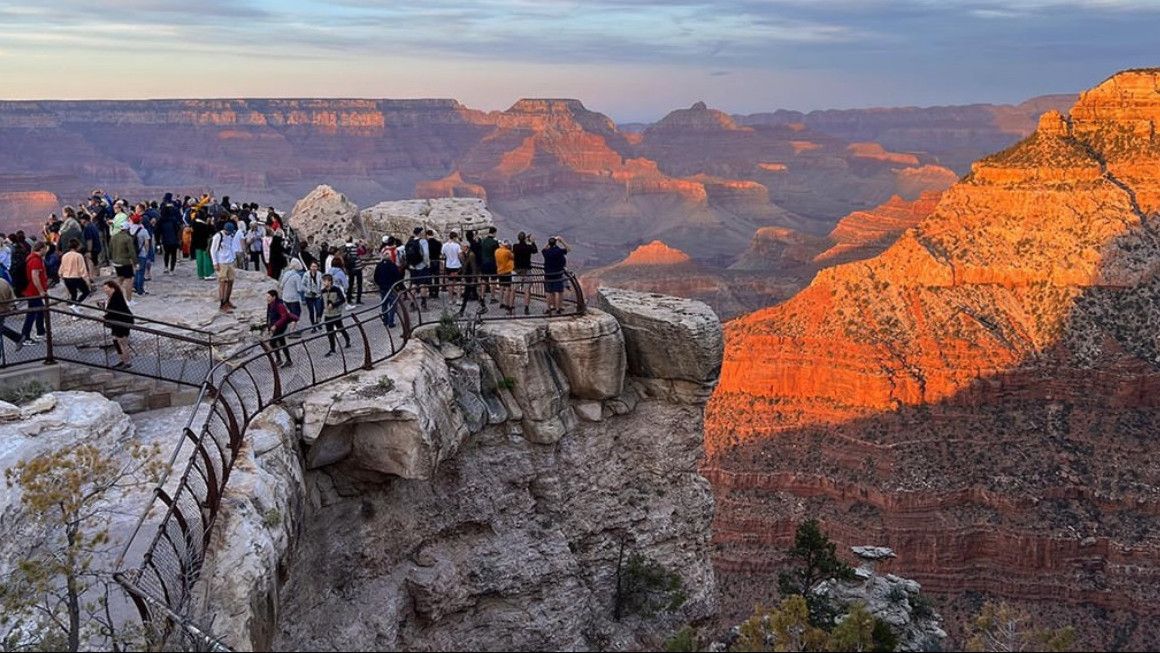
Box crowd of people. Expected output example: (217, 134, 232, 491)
(0, 190, 574, 369)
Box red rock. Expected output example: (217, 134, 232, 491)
(705, 69, 1160, 649)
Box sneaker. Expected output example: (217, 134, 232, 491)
(490, 298, 498, 304)
(30, 334, 45, 343)
(524, 306, 530, 315)
(128, 301, 137, 307)
(225, 301, 237, 310)
(281, 360, 293, 368)
(324, 350, 335, 357)
(205, 275, 217, 281)
(69, 305, 81, 314)
(344, 342, 352, 349)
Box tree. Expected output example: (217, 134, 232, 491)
(827, 603, 876, 652)
(735, 596, 829, 652)
(1, 441, 163, 652)
(965, 601, 1075, 652)
(778, 520, 855, 627)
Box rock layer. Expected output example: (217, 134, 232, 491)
(705, 69, 1160, 649)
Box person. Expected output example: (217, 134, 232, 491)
(512, 232, 538, 315)
(59, 239, 92, 307)
(302, 260, 324, 332)
(0, 275, 22, 355)
(8, 232, 30, 297)
(269, 225, 287, 280)
(541, 236, 570, 315)
(320, 274, 351, 356)
(44, 243, 61, 288)
(143, 201, 160, 279)
(127, 209, 151, 297)
(404, 227, 430, 308)
(457, 241, 486, 317)
(344, 241, 364, 305)
(82, 214, 103, 272)
(210, 222, 239, 312)
(19, 241, 49, 345)
(247, 219, 266, 272)
(232, 215, 248, 269)
(58, 209, 83, 257)
(372, 248, 404, 328)
(265, 290, 298, 368)
(278, 259, 304, 333)
(102, 280, 134, 369)
(425, 229, 442, 299)
(108, 217, 136, 303)
(191, 210, 214, 280)
(496, 240, 516, 314)
(441, 231, 463, 298)
(157, 192, 182, 273)
(479, 226, 499, 302)
(327, 255, 348, 299)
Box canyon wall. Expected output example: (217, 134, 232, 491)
(705, 69, 1160, 648)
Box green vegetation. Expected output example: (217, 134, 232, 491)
(778, 519, 855, 628)
(0, 380, 50, 406)
(663, 626, 698, 652)
(436, 311, 465, 346)
(965, 601, 1075, 652)
(1, 442, 163, 651)
(614, 550, 686, 620)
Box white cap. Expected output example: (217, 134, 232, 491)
(381, 235, 389, 243)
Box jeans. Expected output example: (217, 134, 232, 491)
(379, 290, 397, 327)
(324, 316, 351, 351)
(305, 296, 323, 327)
(348, 270, 363, 304)
(134, 256, 148, 294)
(20, 297, 45, 340)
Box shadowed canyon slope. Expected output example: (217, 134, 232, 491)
(705, 69, 1160, 648)
(0, 96, 1050, 268)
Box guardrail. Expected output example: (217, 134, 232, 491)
(103, 266, 585, 650)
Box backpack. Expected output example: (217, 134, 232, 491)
(130, 224, 150, 256)
(404, 238, 423, 266)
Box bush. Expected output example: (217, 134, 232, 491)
(663, 626, 698, 652)
(615, 552, 686, 619)
(436, 312, 464, 346)
(0, 380, 49, 406)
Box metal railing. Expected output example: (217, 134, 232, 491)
(98, 266, 585, 650)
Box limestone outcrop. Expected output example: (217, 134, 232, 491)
(287, 184, 362, 245)
(359, 197, 495, 242)
(267, 295, 722, 651)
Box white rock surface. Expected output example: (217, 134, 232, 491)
(813, 566, 946, 652)
(360, 198, 494, 242)
(288, 185, 363, 246)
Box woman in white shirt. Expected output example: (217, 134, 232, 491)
(441, 231, 463, 298)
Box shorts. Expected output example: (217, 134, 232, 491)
(498, 273, 512, 287)
(545, 272, 565, 294)
(410, 267, 429, 284)
(514, 268, 531, 283)
(216, 263, 236, 281)
(482, 261, 497, 275)
(114, 264, 134, 279)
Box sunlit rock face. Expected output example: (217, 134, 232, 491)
(705, 69, 1160, 649)
(814, 191, 943, 266)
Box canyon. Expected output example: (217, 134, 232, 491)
(0, 94, 1067, 274)
(704, 69, 1160, 649)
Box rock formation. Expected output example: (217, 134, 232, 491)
(287, 184, 362, 245)
(360, 197, 495, 243)
(705, 69, 1160, 649)
(814, 191, 942, 266)
(190, 289, 727, 650)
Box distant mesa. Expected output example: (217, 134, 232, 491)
(847, 142, 920, 165)
(757, 162, 788, 172)
(620, 240, 693, 266)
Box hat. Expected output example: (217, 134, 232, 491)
(224, 222, 237, 234)
(130, 213, 141, 224)
(381, 235, 389, 244)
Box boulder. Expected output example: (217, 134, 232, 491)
(288, 185, 363, 246)
(299, 341, 469, 479)
(359, 198, 494, 242)
(545, 311, 626, 400)
(477, 321, 576, 444)
(595, 287, 723, 392)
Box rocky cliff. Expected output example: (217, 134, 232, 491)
(187, 289, 724, 650)
(814, 191, 942, 266)
(705, 69, 1160, 648)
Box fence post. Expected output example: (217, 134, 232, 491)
(42, 295, 56, 365)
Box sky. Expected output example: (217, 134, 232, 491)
(0, 0, 1157, 122)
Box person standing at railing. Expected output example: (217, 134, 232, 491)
(210, 222, 239, 313)
(373, 246, 404, 329)
(0, 276, 23, 353)
(108, 216, 137, 304)
(404, 227, 431, 310)
(81, 214, 103, 274)
(321, 274, 352, 356)
(279, 259, 304, 334)
(265, 289, 298, 369)
(457, 241, 487, 317)
(441, 231, 462, 299)
(101, 280, 134, 369)
(512, 232, 537, 315)
(480, 226, 499, 303)
(127, 208, 151, 297)
(18, 241, 49, 346)
(60, 239, 93, 309)
(541, 236, 570, 316)
(302, 261, 324, 333)
(426, 229, 442, 300)
(496, 240, 516, 315)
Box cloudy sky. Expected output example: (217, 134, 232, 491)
(0, 0, 1156, 121)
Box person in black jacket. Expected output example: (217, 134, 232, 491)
(101, 280, 134, 369)
(191, 211, 214, 279)
(157, 192, 183, 273)
(373, 245, 405, 328)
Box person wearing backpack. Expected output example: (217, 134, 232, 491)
(373, 246, 404, 328)
(157, 193, 182, 273)
(210, 222, 239, 313)
(479, 227, 500, 302)
(320, 274, 352, 356)
(7, 232, 30, 297)
(108, 217, 136, 302)
(127, 208, 152, 296)
(19, 241, 49, 345)
(404, 227, 430, 309)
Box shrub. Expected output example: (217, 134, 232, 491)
(0, 380, 49, 406)
(663, 626, 698, 652)
(436, 312, 464, 346)
(615, 551, 686, 619)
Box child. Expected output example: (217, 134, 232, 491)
(320, 274, 352, 356)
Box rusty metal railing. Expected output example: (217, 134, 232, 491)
(106, 266, 585, 650)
